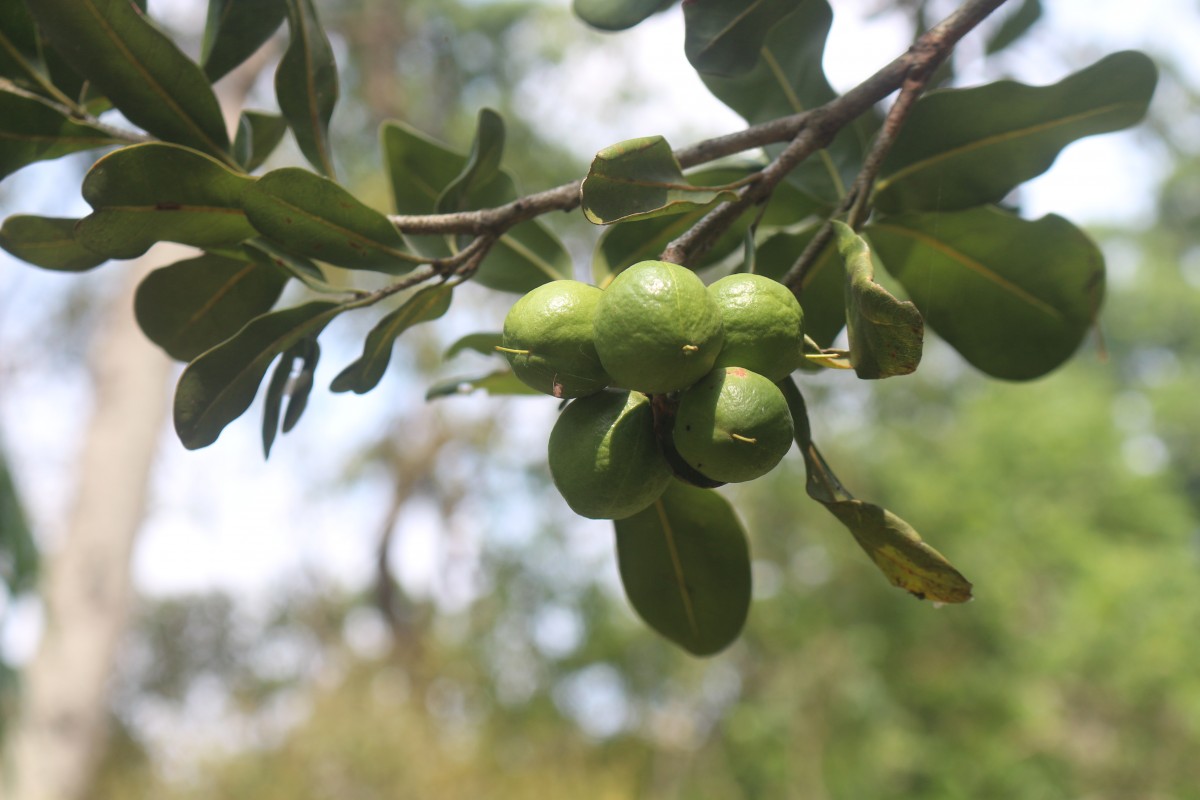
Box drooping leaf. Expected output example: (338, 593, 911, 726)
(202, 0, 288, 82)
(683, 0, 800, 78)
(28, 0, 232, 160)
(782, 378, 972, 603)
(755, 227, 843, 347)
(614, 480, 752, 656)
(242, 167, 419, 273)
(282, 337, 319, 432)
(866, 207, 1104, 381)
(572, 0, 674, 30)
(832, 221, 922, 379)
(435, 108, 505, 214)
(275, 0, 338, 176)
(330, 284, 452, 394)
(444, 332, 502, 360)
(425, 369, 540, 400)
(698, 0, 871, 210)
(233, 110, 289, 172)
(134, 252, 288, 362)
(261, 342, 294, 458)
(175, 301, 344, 449)
(985, 0, 1042, 55)
(874, 50, 1158, 213)
(261, 337, 320, 457)
(76, 143, 255, 258)
(0, 89, 124, 180)
(0, 215, 107, 272)
(581, 136, 739, 225)
(0, 440, 38, 595)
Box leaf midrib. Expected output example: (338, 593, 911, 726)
(869, 222, 1064, 320)
(877, 102, 1131, 191)
(80, 0, 230, 161)
(655, 498, 699, 642)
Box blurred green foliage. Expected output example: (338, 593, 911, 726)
(89, 225, 1200, 798)
(58, 0, 1200, 796)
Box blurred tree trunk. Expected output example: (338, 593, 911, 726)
(3, 249, 176, 800)
(2, 55, 267, 799)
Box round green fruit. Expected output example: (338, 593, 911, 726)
(594, 260, 724, 394)
(709, 273, 805, 381)
(548, 390, 672, 519)
(672, 367, 794, 483)
(500, 280, 611, 398)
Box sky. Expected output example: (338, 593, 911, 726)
(1, 0, 1193, 671)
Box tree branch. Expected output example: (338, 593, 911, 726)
(380, 0, 1008, 298)
(663, 0, 1010, 272)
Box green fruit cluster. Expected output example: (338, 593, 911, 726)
(500, 260, 805, 519)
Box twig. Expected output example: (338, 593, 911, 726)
(380, 0, 1007, 300)
(658, 0, 1009, 273)
(782, 73, 934, 289)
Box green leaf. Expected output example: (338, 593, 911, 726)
(582, 136, 740, 225)
(588, 164, 816, 286)
(874, 51, 1158, 213)
(276, 0, 338, 176)
(282, 337, 318, 432)
(781, 379, 973, 604)
(28, 0, 232, 160)
(241, 238, 333, 293)
(754, 227, 843, 347)
(262, 343, 293, 458)
(0, 1, 41, 88)
(572, 0, 674, 30)
(425, 369, 540, 399)
(175, 301, 343, 450)
(261, 337, 320, 457)
(435, 108, 505, 214)
(331, 285, 452, 394)
(833, 221, 922, 379)
(0, 89, 124, 180)
(614, 481, 751, 656)
(76, 143, 255, 259)
(684, 0, 800, 77)
(134, 252, 288, 362)
(233, 110, 289, 172)
(0, 440, 38, 595)
(242, 168, 419, 273)
(0, 215, 107, 272)
(480, 218, 572, 293)
(866, 208, 1104, 381)
(380, 120, 464, 258)
(202, 0, 288, 82)
(985, 0, 1042, 55)
(381, 122, 466, 215)
(444, 332, 502, 360)
(699, 1, 870, 210)
(383, 116, 570, 292)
